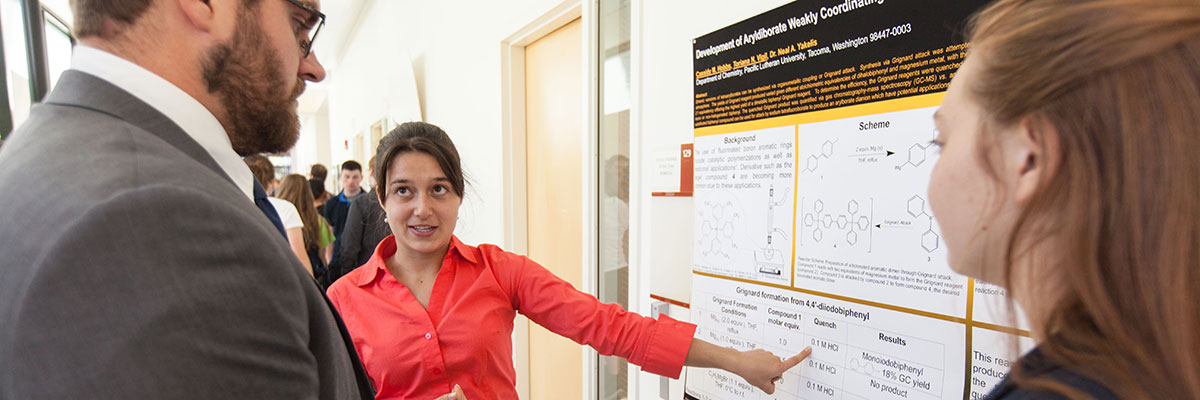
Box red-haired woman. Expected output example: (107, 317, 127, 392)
(929, 0, 1200, 398)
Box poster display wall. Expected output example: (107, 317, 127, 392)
(683, 2, 1033, 399)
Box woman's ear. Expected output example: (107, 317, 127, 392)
(1011, 116, 1061, 206)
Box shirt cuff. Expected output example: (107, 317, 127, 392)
(638, 314, 698, 379)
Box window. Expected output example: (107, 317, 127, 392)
(42, 6, 72, 92)
(597, 0, 631, 398)
(1, 0, 74, 140)
(1, 0, 30, 138)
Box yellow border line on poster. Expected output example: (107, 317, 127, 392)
(972, 321, 1032, 337)
(964, 278, 977, 399)
(693, 270, 967, 324)
(791, 124, 799, 289)
(693, 92, 947, 137)
(692, 271, 1033, 338)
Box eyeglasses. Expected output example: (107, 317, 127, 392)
(282, 0, 325, 58)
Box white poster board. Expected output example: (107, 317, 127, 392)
(683, 2, 1031, 399)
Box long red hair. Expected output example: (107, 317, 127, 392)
(966, 0, 1200, 398)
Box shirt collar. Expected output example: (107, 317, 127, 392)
(357, 235, 478, 287)
(339, 190, 364, 202)
(69, 45, 256, 201)
(451, 236, 478, 264)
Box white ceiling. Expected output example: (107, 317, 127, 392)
(299, 0, 371, 114)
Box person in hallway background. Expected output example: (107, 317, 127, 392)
(324, 159, 363, 238)
(325, 159, 364, 273)
(929, 0, 1200, 398)
(245, 155, 314, 276)
(0, 0, 374, 398)
(312, 177, 332, 214)
(310, 163, 332, 213)
(279, 173, 336, 281)
(326, 155, 392, 287)
(311, 163, 329, 182)
(327, 122, 810, 400)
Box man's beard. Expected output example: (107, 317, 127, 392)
(202, 10, 305, 156)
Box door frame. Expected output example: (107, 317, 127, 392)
(501, 1, 600, 399)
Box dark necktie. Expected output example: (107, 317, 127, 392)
(253, 180, 288, 241)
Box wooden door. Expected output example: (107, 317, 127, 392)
(524, 17, 583, 400)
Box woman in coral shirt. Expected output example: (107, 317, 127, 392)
(328, 122, 811, 400)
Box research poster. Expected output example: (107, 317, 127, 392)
(684, 1, 1032, 399)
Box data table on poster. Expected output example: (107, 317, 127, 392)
(686, 275, 965, 400)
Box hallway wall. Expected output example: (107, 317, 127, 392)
(309, 0, 563, 247)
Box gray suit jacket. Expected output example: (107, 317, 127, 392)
(330, 188, 391, 284)
(0, 71, 373, 399)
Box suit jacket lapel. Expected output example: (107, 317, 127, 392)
(43, 70, 235, 185)
(44, 70, 377, 398)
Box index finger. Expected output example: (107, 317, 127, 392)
(780, 346, 813, 371)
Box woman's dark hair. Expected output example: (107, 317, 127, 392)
(308, 178, 326, 200)
(374, 122, 466, 202)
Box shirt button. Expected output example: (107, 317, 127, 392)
(425, 332, 432, 340)
(433, 368, 442, 375)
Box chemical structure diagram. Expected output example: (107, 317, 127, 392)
(907, 194, 940, 253)
(847, 358, 878, 376)
(697, 199, 740, 266)
(697, 187, 793, 276)
(802, 139, 838, 173)
(895, 129, 938, 171)
(755, 185, 791, 276)
(799, 197, 873, 251)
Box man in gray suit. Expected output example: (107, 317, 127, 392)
(0, 0, 373, 398)
(326, 157, 392, 287)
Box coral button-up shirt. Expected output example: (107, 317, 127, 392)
(327, 236, 697, 400)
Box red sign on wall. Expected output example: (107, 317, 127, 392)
(651, 143, 694, 197)
(680, 143, 694, 193)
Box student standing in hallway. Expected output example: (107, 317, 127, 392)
(311, 163, 332, 214)
(324, 159, 364, 238)
(327, 156, 391, 287)
(245, 154, 314, 275)
(311, 163, 329, 182)
(279, 173, 336, 280)
(325, 159, 364, 281)
(328, 122, 811, 400)
(0, 0, 373, 398)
